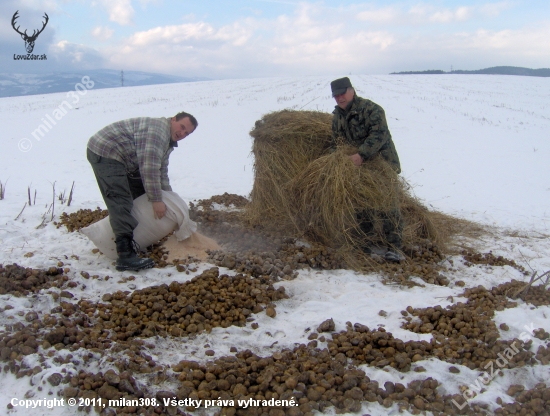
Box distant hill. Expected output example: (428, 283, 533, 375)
(0, 69, 210, 98)
(390, 66, 550, 77)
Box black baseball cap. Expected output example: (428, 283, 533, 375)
(331, 77, 352, 97)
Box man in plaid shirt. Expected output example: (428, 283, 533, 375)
(87, 112, 198, 271)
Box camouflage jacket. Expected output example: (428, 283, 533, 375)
(332, 95, 401, 173)
(87, 117, 176, 202)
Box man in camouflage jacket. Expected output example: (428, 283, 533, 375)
(330, 77, 404, 262)
(87, 112, 197, 271)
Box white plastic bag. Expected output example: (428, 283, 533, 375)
(81, 191, 197, 259)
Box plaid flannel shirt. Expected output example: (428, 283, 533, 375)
(87, 117, 176, 202)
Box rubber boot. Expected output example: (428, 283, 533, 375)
(115, 234, 155, 271)
(384, 248, 405, 263)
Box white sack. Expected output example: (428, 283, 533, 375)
(81, 191, 197, 260)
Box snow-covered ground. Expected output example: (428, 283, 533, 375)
(0, 75, 549, 415)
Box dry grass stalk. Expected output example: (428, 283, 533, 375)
(0, 179, 6, 200)
(423, 209, 488, 254)
(67, 181, 75, 206)
(36, 203, 53, 229)
(511, 269, 550, 299)
(14, 202, 27, 220)
(51, 181, 56, 221)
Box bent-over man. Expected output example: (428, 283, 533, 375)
(87, 112, 198, 271)
(330, 77, 404, 262)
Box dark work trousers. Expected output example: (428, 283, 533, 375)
(357, 179, 404, 250)
(358, 208, 404, 249)
(87, 149, 146, 238)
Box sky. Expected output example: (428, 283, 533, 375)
(1, 0, 549, 79)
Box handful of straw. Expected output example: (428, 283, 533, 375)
(288, 148, 399, 249)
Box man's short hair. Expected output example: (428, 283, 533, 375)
(175, 111, 198, 129)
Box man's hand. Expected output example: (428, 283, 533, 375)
(152, 201, 167, 219)
(349, 153, 363, 167)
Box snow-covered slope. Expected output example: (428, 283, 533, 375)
(0, 75, 549, 415)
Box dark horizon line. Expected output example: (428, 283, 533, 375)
(390, 66, 550, 77)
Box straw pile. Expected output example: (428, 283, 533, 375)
(248, 110, 333, 229)
(247, 110, 454, 260)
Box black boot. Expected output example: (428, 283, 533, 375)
(115, 234, 155, 271)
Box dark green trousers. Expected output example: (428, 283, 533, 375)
(358, 208, 403, 249)
(87, 149, 146, 237)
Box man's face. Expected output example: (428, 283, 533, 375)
(334, 87, 355, 110)
(170, 116, 195, 142)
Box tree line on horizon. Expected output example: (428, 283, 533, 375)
(390, 66, 550, 77)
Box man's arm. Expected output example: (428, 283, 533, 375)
(357, 105, 390, 161)
(135, 118, 168, 203)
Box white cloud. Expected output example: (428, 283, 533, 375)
(53, 39, 67, 50)
(455, 7, 471, 20)
(479, 1, 513, 17)
(407, 4, 431, 21)
(126, 21, 253, 46)
(48, 40, 106, 67)
(461, 26, 550, 54)
(16, 0, 60, 12)
(105, 4, 399, 77)
(138, 0, 162, 6)
(389, 23, 550, 72)
(354, 3, 492, 25)
(95, 2, 549, 78)
(266, 29, 394, 69)
(91, 26, 114, 41)
(357, 7, 398, 23)
(128, 23, 213, 46)
(428, 10, 453, 23)
(403, 3, 512, 24)
(99, 0, 134, 26)
(216, 22, 253, 46)
(429, 7, 472, 23)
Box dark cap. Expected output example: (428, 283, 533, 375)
(330, 77, 352, 97)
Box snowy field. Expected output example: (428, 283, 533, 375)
(0, 74, 549, 415)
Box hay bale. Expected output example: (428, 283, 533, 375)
(248, 110, 333, 227)
(247, 109, 455, 257)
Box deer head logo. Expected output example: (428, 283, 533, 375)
(11, 11, 49, 54)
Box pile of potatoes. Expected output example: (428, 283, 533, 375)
(56, 207, 108, 232)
